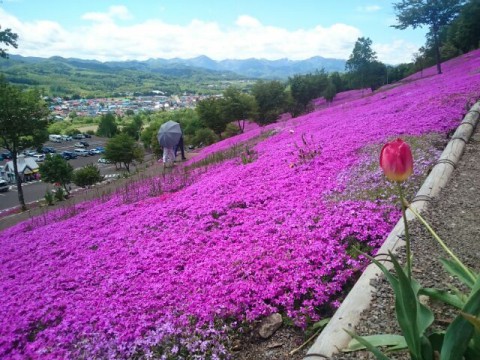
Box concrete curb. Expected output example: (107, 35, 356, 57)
(305, 101, 480, 359)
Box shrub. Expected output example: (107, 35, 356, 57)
(73, 164, 103, 188)
(192, 128, 217, 147)
(223, 123, 242, 138)
(54, 187, 66, 202)
(44, 190, 55, 206)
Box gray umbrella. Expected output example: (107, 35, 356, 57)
(157, 120, 182, 148)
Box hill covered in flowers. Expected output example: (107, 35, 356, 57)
(1, 50, 479, 359)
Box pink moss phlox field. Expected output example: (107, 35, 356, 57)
(1, 50, 480, 358)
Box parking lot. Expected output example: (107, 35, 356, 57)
(0, 135, 133, 211)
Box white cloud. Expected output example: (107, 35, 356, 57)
(0, 7, 418, 64)
(82, 5, 132, 22)
(374, 39, 420, 64)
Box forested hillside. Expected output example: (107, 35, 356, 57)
(0, 55, 249, 98)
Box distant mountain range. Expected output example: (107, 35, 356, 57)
(5, 54, 346, 79)
(146, 55, 346, 78)
(0, 54, 346, 97)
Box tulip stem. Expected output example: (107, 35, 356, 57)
(406, 202, 476, 283)
(397, 184, 411, 280)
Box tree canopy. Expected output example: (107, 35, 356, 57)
(96, 113, 118, 138)
(251, 80, 287, 125)
(39, 154, 74, 194)
(0, 26, 18, 59)
(221, 86, 256, 132)
(196, 97, 226, 138)
(345, 37, 387, 91)
(288, 71, 330, 115)
(346, 37, 377, 72)
(105, 133, 144, 172)
(0, 76, 50, 210)
(393, 0, 466, 74)
(73, 164, 103, 188)
(445, 0, 480, 54)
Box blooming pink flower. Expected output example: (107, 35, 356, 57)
(380, 138, 413, 182)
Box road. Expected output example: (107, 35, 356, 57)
(0, 136, 133, 212)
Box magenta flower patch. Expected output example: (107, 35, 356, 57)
(1, 49, 480, 358)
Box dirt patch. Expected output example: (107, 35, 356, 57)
(77, 125, 98, 133)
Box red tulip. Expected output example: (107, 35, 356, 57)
(380, 138, 413, 182)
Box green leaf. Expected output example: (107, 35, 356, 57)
(441, 284, 480, 360)
(410, 277, 435, 335)
(311, 317, 330, 331)
(345, 334, 407, 352)
(440, 258, 477, 289)
(344, 330, 391, 360)
(428, 332, 445, 353)
(461, 312, 480, 332)
(419, 287, 465, 309)
(389, 252, 424, 359)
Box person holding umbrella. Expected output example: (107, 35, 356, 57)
(157, 120, 182, 166)
(175, 134, 187, 161)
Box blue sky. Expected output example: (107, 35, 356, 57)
(0, 0, 428, 64)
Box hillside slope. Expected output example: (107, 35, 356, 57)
(0, 50, 479, 359)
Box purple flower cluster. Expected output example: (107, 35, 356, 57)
(1, 50, 479, 358)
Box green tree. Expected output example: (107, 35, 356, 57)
(364, 61, 388, 91)
(0, 77, 50, 210)
(96, 113, 118, 138)
(329, 72, 346, 93)
(221, 86, 256, 133)
(323, 82, 337, 104)
(196, 97, 226, 138)
(73, 164, 103, 188)
(105, 133, 144, 172)
(446, 0, 480, 53)
(0, 26, 18, 59)
(393, 0, 466, 74)
(346, 37, 387, 91)
(39, 154, 74, 195)
(251, 80, 287, 125)
(289, 71, 329, 115)
(122, 115, 143, 140)
(346, 37, 377, 72)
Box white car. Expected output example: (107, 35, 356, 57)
(23, 150, 37, 156)
(74, 148, 90, 157)
(33, 154, 45, 162)
(98, 158, 111, 164)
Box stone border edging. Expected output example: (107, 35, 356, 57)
(305, 100, 480, 359)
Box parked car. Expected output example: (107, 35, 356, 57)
(23, 149, 37, 157)
(74, 141, 89, 148)
(88, 149, 99, 155)
(83, 133, 92, 138)
(33, 154, 45, 162)
(40, 146, 56, 154)
(72, 134, 85, 140)
(94, 146, 105, 153)
(98, 157, 111, 164)
(61, 151, 77, 160)
(0, 179, 9, 192)
(49, 134, 62, 143)
(61, 135, 73, 141)
(1, 152, 12, 160)
(74, 148, 90, 157)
